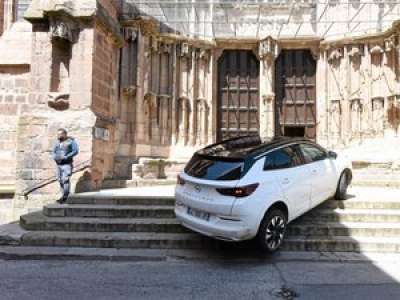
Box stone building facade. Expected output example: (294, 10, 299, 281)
(0, 0, 400, 222)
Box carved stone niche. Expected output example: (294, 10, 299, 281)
(328, 47, 343, 63)
(258, 36, 279, 62)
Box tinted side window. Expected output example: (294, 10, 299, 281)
(299, 144, 327, 163)
(264, 146, 302, 171)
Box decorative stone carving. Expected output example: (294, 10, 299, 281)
(122, 86, 137, 97)
(328, 48, 343, 62)
(258, 36, 279, 62)
(179, 42, 190, 57)
(370, 44, 384, 55)
(309, 47, 320, 61)
(48, 93, 69, 110)
(384, 36, 396, 52)
(348, 44, 364, 58)
(199, 49, 210, 62)
(50, 19, 74, 43)
(151, 38, 159, 52)
(262, 93, 275, 104)
(162, 43, 171, 54)
(123, 27, 137, 42)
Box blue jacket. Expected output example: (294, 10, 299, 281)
(52, 137, 79, 165)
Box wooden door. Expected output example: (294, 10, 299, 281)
(217, 50, 260, 141)
(275, 49, 317, 139)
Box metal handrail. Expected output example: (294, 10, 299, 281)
(23, 159, 92, 199)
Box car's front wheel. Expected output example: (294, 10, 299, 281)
(335, 171, 349, 200)
(256, 209, 287, 252)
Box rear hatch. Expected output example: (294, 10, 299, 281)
(178, 152, 252, 216)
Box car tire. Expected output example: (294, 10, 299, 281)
(335, 171, 348, 200)
(256, 209, 287, 252)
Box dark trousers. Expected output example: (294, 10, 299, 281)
(56, 164, 72, 200)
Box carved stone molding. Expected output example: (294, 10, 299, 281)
(328, 47, 343, 62)
(162, 43, 172, 54)
(122, 86, 137, 97)
(151, 38, 159, 52)
(258, 36, 279, 62)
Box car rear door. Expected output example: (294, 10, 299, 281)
(263, 145, 311, 220)
(298, 143, 337, 207)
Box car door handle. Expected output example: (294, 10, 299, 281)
(312, 169, 318, 174)
(282, 178, 290, 185)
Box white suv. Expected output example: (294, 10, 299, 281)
(175, 135, 352, 252)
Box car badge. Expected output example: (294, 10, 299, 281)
(194, 185, 201, 192)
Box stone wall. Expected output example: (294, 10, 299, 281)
(91, 21, 120, 184)
(0, 65, 30, 184)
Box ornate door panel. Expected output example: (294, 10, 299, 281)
(217, 50, 260, 141)
(275, 49, 317, 139)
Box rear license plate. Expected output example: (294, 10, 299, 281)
(187, 207, 210, 221)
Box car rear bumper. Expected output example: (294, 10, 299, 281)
(174, 205, 256, 241)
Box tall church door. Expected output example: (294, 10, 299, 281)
(275, 49, 317, 139)
(217, 50, 260, 141)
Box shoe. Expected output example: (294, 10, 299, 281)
(56, 198, 66, 204)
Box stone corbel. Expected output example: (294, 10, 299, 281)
(328, 47, 343, 63)
(258, 36, 279, 63)
(48, 92, 70, 111)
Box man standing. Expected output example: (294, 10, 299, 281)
(52, 128, 79, 204)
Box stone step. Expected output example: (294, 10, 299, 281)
(287, 222, 400, 237)
(321, 199, 400, 210)
(20, 212, 188, 233)
(282, 236, 400, 253)
(299, 208, 400, 223)
(43, 204, 176, 219)
(68, 195, 175, 206)
(20, 231, 215, 249)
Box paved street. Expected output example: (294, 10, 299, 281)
(0, 257, 399, 300)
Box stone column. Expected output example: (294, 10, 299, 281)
(258, 37, 279, 140)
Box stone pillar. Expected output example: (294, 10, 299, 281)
(258, 37, 279, 140)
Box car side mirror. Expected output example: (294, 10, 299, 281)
(328, 151, 337, 159)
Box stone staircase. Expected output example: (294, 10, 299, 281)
(14, 186, 400, 253)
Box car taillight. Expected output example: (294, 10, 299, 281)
(177, 174, 186, 185)
(216, 183, 259, 198)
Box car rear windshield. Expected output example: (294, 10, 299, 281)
(184, 154, 245, 181)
